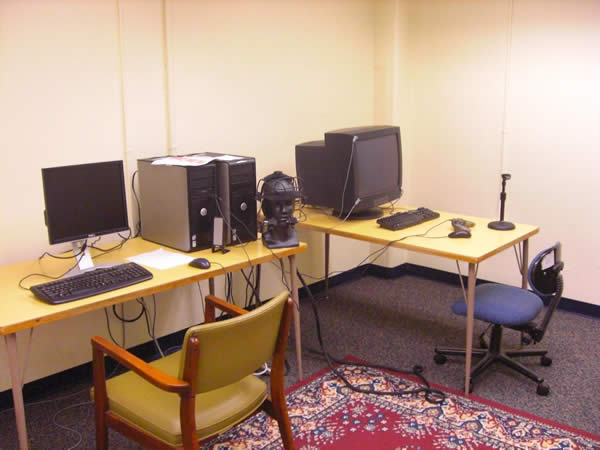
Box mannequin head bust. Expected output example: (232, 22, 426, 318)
(260, 171, 300, 249)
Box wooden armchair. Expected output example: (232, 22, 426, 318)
(91, 290, 295, 449)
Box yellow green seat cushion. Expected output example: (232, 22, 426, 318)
(96, 351, 267, 446)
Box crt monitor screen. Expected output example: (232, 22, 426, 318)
(353, 134, 400, 199)
(295, 125, 402, 219)
(41, 160, 129, 245)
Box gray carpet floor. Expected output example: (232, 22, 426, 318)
(1, 273, 599, 448)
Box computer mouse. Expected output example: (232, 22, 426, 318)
(448, 229, 471, 238)
(189, 258, 211, 269)
(448, 218, 473, 238)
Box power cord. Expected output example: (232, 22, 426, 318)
(138, 296, 165, 358)
(18, 242, 91, 290)
(296, 270, 446, 405)
(19, 231, 134, 290)
(277, 219, 456, 293)
(253, 363, 271, 376)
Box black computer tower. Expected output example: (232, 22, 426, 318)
(208, 153, 258, 245)
(137, 157, 217, 252)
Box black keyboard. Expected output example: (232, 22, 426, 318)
(376, 207, 440, 231)
(31, 262, 153, 305)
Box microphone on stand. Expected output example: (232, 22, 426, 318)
(488, 173, 516, 231)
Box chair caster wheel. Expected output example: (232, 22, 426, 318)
(434, 353, 447, 365)
(536, 383, 550, 396)
(541, 356, 552, 366)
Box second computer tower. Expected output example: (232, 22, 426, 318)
(211, 154, 258, 245)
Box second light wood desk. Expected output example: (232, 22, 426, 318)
(297, 207, 539, 395)
(0, 238, 306, 450)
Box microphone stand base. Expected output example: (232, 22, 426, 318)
(488, 220, 516, 231)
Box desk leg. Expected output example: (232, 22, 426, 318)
(464, 263, 477, 395)
(208, 278, 215, 296)
(521, 239, 529, 289)
(288, 254, 303, 379)
(6, 333, 28, 449)
(324, 233, 330, 298)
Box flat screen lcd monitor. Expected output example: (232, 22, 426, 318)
(41, 160, 129, 246)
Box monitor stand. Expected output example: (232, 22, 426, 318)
(63, 240, 95, 278)
(73, 240, 94, 270)
(62, 240, 119, 278)
(333, 207, 384, 221)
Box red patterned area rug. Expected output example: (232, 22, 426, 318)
(205, 359, 600, 449)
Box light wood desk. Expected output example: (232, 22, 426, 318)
(0, 238, 306, 450)
(297, 206, 539, 395)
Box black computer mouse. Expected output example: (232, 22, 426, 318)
(448, 230, 471, 238)
(189, 258, 211, 269)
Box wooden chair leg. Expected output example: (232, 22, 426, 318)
(95, 417, 108, 450)
(263, 397, 295, 450)
(268, 297, 295, 449)
(92, 346, 109, 449)
(273, 401, 295, 450)
(179, 394, 199, 450)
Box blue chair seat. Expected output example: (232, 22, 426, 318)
(452, 283, 543, 326)
(436, 243, 563, 395)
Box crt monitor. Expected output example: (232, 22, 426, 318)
(41, 160, 130, 271)
(295, 125, 402, 219)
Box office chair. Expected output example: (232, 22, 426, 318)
(434, 243, 564, 396)
(91, 290, 295, 450)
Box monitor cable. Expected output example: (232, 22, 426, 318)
(296, 270, 446, 405)
(338, 136, 358, 219)
(131, 170, 142, 238)
(18, 242, 91, 290)
(89, 229, 132, 256)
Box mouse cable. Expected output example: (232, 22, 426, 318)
(292, 219, 455, 297)
(200, 260, 232, 320)
(269, 220, 450, 300)
(103, 307, 125, 349)
(196, 281, 206, 317)
(138, 296, 165, 358)
(296, 270, 446, 405)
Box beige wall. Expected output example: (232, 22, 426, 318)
(0, 0, 598, 390)
(396, 0, 600, 306)
(0, 0, 376, 391)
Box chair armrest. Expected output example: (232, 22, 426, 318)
(91, 335, 189, 394)
(204, 294, 248, 322)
